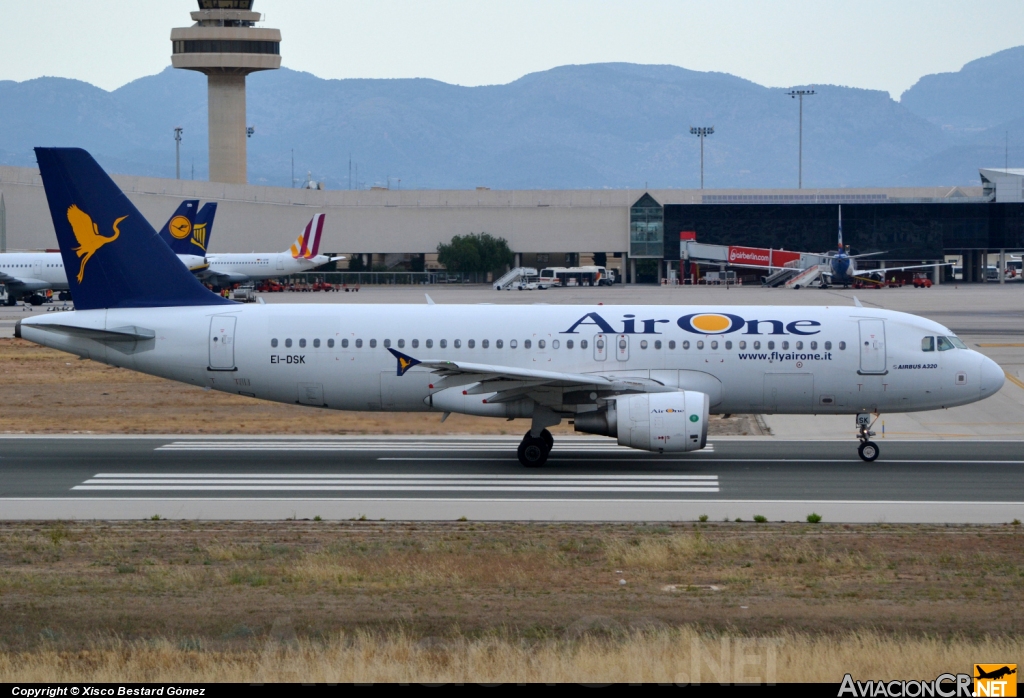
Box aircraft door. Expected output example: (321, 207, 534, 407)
(858, 320, 887, 374)
(209, 315, 237, 370)
(594, 334, 607, 361)
(32, 261, 41, 277)
(615, 334, 630, 361)
(277, 256, 285, 270)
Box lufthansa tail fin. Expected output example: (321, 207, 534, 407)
(191, 202, 217, 253)
(288, 214, 325, 259)
(157, 200, 199, 255)
(34, 147, 233, 310)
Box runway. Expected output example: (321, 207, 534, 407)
(1, 436, 1022, 522)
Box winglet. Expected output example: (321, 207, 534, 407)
(853, 296, 863, 308)
(425, 293, 436, 305)
(387, 347, 421, 376)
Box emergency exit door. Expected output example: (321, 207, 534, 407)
(858, 319, 887, 374)
(209, 316, 237, 370)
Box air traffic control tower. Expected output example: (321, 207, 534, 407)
(171, 0, 280, 184)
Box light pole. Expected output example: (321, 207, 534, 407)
(786, 89, 815, 188)
(173, 127, 183, 180)
(689, 126, 714, 189)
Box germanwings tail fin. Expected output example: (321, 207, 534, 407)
(191, 202, 217, 253)
(34, 147, 233, 310)
(157, 200, 199, 254)
(838, 204, 843, 251)
(289, 214, 325, 259)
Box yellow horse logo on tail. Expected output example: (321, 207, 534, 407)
(65, 205, 126, 283)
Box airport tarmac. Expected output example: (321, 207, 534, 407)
(1, 436, 1021, 523)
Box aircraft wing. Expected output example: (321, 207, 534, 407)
(0, 270, 28, 286)
(388, 349, 676, 401)
(197, 269, 250, 285)
(860, 262, 953, 276)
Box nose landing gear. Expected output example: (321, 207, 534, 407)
(856, 413, 879, 462)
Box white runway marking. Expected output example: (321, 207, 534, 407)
(154, 440, 714, 454)
(73, 473, 720, 494)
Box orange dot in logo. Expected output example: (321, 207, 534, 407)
(690, 314, 732, 333)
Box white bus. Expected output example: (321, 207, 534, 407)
(538, 266, 615, 287)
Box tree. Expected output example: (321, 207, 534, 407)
(347, 254, 365, 271)
(437, 233, 513, 274)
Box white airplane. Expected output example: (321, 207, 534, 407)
(18, 149, 1005, 466)
(198, 214, 341, 287)
(0, 199, 208, 305)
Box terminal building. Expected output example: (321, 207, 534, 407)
(1, 166, 1023, 283)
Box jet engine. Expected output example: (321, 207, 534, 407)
(574, 390, 709, 452)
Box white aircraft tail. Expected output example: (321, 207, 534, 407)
(289, 214, 326, 259)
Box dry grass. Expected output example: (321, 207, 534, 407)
(0, 338, 764, 435)
(2, 629, 1020, 683)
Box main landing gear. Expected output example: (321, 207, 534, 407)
(856, 413, 879, 462)
(517, 429, 554, 467)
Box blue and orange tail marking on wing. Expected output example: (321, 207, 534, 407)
(387, 347, 421, 376)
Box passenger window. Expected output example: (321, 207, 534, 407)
(580, 340, 588, 349)
(682, 341, 690, 349)
(496, 339, 503, 349)
(313, 338, 321, 348)
(655, 340, 662, 349)
(341, 339, 348, 348)
(538, 339, 545, 349)
(271, 338, 278, 348)
(753, 341, 761, 350)
(355, 339, 363, 348)
(482, 339, 489, 348)
(524, 339, 531, 349)
(398, 339, 405, 348)
(640, 340, 648, 349)
(710, 341, 718, 350)
(412, 339, 419, 348)
(738, 341, 746, 349)
(468, 339, 475, 348)
(810, 341, 817, 350)
(669, 340, 676, 349)
(454, 339, 461, 348)
(922, 337, 935, 352)
(552, 340, 559, 349)
(384, 339, 391, 348)
(838, 341, 846, 350)
(781, 341, 789, 350)
(285, 338, 293, 348)
(440, 339, 447, 348)
(768, 341, 775, 350)
(696, 341, 704, 350)
(299, 339, 307, 348)
(824, 341, 832, 350)
(724, 341, 731, 350)
(510, 340, 518, 348)
(426, 339, 433, 348)
(369, 339, 377, 348)
(328, 339, 335, 348)
(937, 336, 955, 351)
(567, 339, 574, 349)
(795, 341, 802, 350)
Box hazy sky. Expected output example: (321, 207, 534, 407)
(1, 0, 1021, 98)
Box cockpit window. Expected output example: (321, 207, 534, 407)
(921, 337, 934, 352)
(949, 336, 967, 349)
(937, 336, 955, 351)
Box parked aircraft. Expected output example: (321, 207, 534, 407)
(18, 149, 1005, 467)
(0, 199, 203, 305)
(198, 214, 341, 287)
(161, 201, 217, 272)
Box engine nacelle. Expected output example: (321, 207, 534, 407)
(574, 391, 709, 452)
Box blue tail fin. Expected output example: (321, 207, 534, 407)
(191, 202, 217, 253)
(157, 199, 199, 254)
(34, 147, 233, 310)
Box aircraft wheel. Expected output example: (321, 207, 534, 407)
(518, 434, 550, 468)
(538, 428, 554, 450)
(858, 441, 879, 462)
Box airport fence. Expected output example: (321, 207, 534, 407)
(286, 271, 490, 286)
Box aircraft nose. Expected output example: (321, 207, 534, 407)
(979, 356, 1005, 397)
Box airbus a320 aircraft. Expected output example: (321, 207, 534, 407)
(198, 214, 342, 287)
(19, 149, 1005, 466)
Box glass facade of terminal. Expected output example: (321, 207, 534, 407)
(660, 201, 1024, 261)
(629, 193, 664, 258)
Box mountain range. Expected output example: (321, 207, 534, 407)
(2, 46, 1023, 190)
